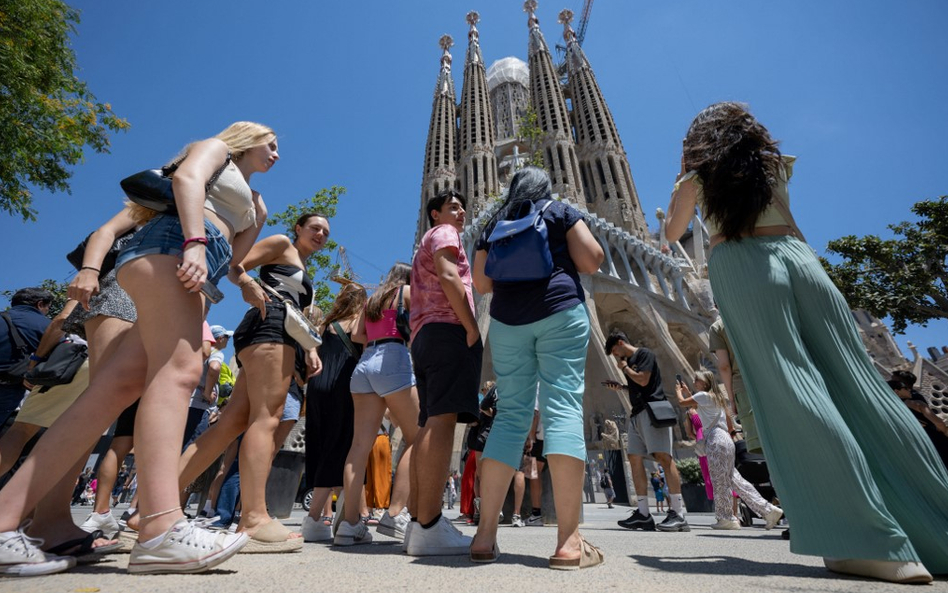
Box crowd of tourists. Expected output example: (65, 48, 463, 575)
(0, 104, 946, 584)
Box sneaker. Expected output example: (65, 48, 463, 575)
(511, 514, 525, 528)
(711, 518, 741, 530)
(405, 516, 471, 556)
(525, 513, 544, 527)
(400, 521, 415, 554)
(118, 509, 135, 531)
(656, 510, 690, 532)
(191, 515, 221, 529)
(80, 511, 121, 539)
(333, 520, 372, 546)
(0, 530, 76, 576)
(377, 508, 410, 541)
(127, 518, 248, 574)
(302, 515, 332, 542)
(763, 506, 784, 530)
(617, 510, 655, 531)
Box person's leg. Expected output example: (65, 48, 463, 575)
(513, 471, 525, 517)
(705, 429, 737, 522)
(627, 455, 648, 497)
(414, 414, 458, 524)
(213, 458, 240, 527)
(384, 386, 419, 515)
(233, 342, 294, 535)
(205, 438, 240, 514)
(0, 422, 40, 476)
(470, 457, 515, 554)
(710, 237, 937, 565)
(341, 393, 387, 526)
(178, 377, 250, 489)
(547, 454, 586, 561)
(93, 436, 133, 515)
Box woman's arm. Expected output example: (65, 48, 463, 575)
(675, 384, 698, 408)
(472, 250, 492, 295)
(351, 308, 367, 345)
(434, 247, 479, 347)
(68, 207, 138, 310)
(172, 138, 231, 292)
(565, 220, 604, 274)
(228, 191, 268, 277)
(665, 161, 699, 243)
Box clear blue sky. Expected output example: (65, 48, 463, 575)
(2, 0, 946, 361)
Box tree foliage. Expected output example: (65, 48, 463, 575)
(0, 0, 130, 221)
(267, 186, 347, 313)
(821, 196, 948, 333)
(517, 105, 548, 169)
(1, 279, 70, 318)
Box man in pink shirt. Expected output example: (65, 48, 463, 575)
(406, 190, 483, 556)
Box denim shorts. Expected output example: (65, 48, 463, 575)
(115, 214, 232, 288)
(349, 342, 415, 397)
(281, 383, 303, 422)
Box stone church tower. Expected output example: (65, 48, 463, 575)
(560, 10, 650, 240)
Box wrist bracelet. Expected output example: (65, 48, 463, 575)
(80, 266, 100, 273)
(238, 277, 255, 288)
(30, 354, 48, 362)
(182, 237, 208, 250)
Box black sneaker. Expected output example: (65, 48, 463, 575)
(655, 510, 690, 532)
(617, 510, 655, 530)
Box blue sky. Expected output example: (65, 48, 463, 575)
(2, 0, 946, 361)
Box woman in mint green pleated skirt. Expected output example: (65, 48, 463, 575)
(665, 102, 948, 584)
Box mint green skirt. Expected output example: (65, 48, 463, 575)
(709, 236, 948, 571)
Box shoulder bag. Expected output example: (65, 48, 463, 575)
(258, 281, 322, 351)
(24, 340, 88, 386)
(66, 228, 136, 278)
(484, 200, 554, 282)
(395, 286, 411, 342)
(644, 399, 679, 429)
(0, 312, 33, 384)
(120, 153, 232, 214)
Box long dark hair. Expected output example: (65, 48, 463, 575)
(485, 166, 552, 232)
(322, 283, 367, 330)
(365, 262, 410, 322)
(682, 102, 784, 240)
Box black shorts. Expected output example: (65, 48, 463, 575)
(411, 323, 482, 426)
(530, 439, 546, 464)
(233, 302, 293, 359)
(113, 399, 140, 438)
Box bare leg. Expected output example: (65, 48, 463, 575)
(414, 414, 457, 524)
(178, 378, 250, 489)
(547, 454, 585, 561)
(470, 457, 514, 554)
(0, 422, 41, 476)
(272, 420, 296, 461)
(382, 387, 419, 515)
(235, 342, 294, 535)
(529, 458, 546, 511)
(342, 393, 387, 525)
(205, 439, 240, 513)
(627, 454, 649, 496)
(94, 436, 133, 515)
(513, 471, 525, 516)
(306, 487, 335, 522)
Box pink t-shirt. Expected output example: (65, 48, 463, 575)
(410, 224, 475, 338)
(202, 321, 215, 344)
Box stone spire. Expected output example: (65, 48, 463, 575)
(524, 1, 585, 206)
(561, 9, 649, 238)
(417, 35, 459, 242)
(458, 11, 500, 218)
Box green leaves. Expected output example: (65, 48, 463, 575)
(0, 0, 129, 221)
(517, 106, 548, 169)
(267, 186, 347, 313)
(822, 196, 948, 333)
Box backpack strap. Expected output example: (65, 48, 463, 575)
(332, 322, 360, 359)
(1, 312, 28, 356)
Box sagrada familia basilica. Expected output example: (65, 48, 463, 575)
(412, 2, 948, 462)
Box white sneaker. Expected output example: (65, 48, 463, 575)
(127, 518, 248, 574)
(80, 511, 121, 539)
(302, 515, 332, 543)
(405, 516, 471, 556)
(511, 514, 525, 528)
(401, 521, 415, 553)
(377, 508, 410, 541)
(0, 530, 75, 576)
(525, 513, 544, 526)
(711, 518, 741, 530)
(763, 506, 784, 530)
(333, 520, 372, 546)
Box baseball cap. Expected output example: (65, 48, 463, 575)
(210, 325, 234, 340)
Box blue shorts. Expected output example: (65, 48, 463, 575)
(281, 384, 303, 422)
(115, 214, 232, 288)
(349, 342, 415, 397)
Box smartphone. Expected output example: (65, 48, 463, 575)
(201, 282, 225, 304)
(675, 373, 683, 384)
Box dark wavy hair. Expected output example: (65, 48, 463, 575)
(483, 166, 552, 233)
(682, 102, 784, 240)
(365, 262, 411, 322)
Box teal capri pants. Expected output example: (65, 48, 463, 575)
(709, 235, 948, 571)
(482, 303, 589, 469)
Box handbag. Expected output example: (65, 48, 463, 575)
(484, 200, 554, 282)
(120, 153, 232, 214)
(24, 340, 88, 386)
(0, 312, 32, 385)
(644, 399, 679, 428)
(395, 286, 411, 342)
(259, 282, 322, 351)
(66, 229, 136, 278)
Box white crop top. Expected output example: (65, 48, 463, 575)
(204, 161, 256, 233)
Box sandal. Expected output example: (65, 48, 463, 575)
(239, 520, 303, 554)
(549, 537, 604, 570)
(45, 529, 122, 562)
(470, 542, 500, 563)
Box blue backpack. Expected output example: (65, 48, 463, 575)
(484, 200, 554, 282)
